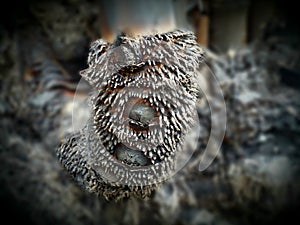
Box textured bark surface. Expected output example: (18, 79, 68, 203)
(1, 1, 300, 225)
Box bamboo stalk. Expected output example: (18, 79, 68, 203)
(99, 0, 176, 41)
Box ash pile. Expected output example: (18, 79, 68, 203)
(0, 2, 300, 225)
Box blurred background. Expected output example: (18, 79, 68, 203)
(0, 0, 299, 225)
